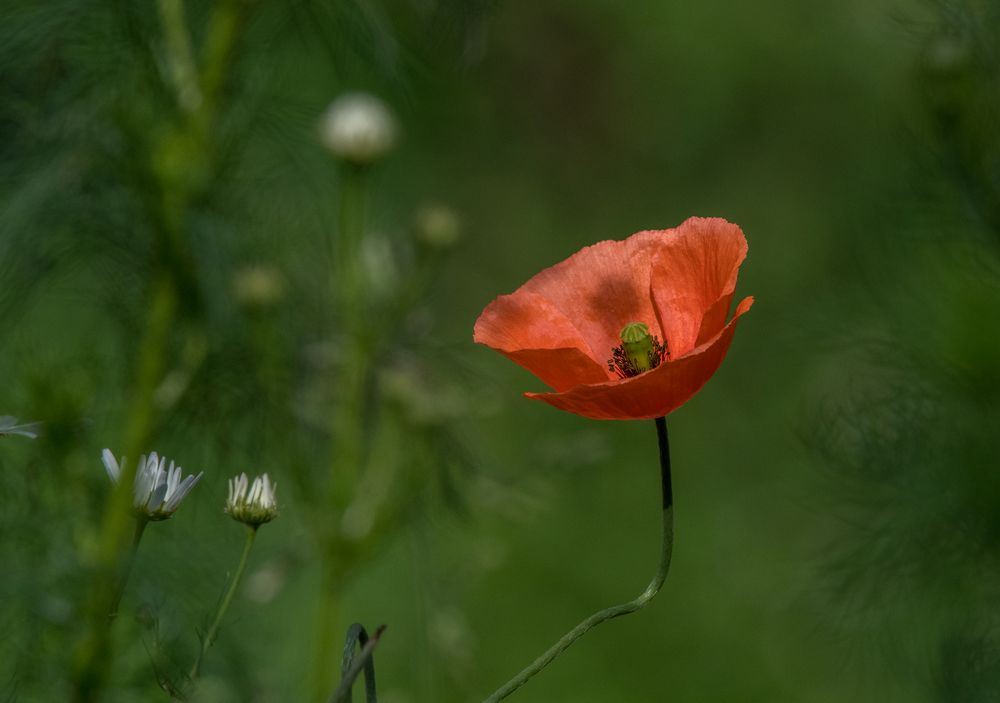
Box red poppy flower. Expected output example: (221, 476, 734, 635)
(474, 217, 753, 420)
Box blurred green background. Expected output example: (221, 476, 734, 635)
(3, 0, 999, 701)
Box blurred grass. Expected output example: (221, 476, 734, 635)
(3, 0, 999, 701)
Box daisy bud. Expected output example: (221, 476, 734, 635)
(226, 473, 279, 527)
(620, 322, 655, 373)
(414, 203, 461, 249)
(102, 449, 202, 521)
(232, 264, 286, 309)
(318, 92, 397, 165)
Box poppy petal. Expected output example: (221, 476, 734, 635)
(649, 218, 748, 359)
(526, 296, 753, 420)
(504, 230, 668, 364)
(696, 293, 733, 347)
(474, 291, 610, 392)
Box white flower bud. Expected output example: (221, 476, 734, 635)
(318, 92, 398, 165)
(226, 472, 279, 527)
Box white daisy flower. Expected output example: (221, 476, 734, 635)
(225, 473, 278, 527)
(102, 449, 202, 521)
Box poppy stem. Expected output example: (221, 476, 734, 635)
(481, 418, 674, 702)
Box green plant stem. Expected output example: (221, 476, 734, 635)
(71, 272, 178, 703)
(333, 164, 369, 326)
(200, 0, 243, 113)
(328, 163, 372, 507)
(312, 560, 346, 702)
(315, 162, 372, 701)
(330, 163, 371, 497)
(189, 526, 258, 681)
(481, 417, 675, 703)
(108, 516, 150, 621)
(71, 3, 249, 697)
(330, 624, 386, 703)
(157, 0, 202, 113)
(125, 272, 179, 455)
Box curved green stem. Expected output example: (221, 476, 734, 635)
(330, 623, 383, 703)
(107, 516, 150, 621)
(482, 417, 674, 702)
(189, 526, 258, 681)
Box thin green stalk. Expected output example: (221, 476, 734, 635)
(71, 272, 178, 703)
(157, 0, 202, 113)
(108, 516, 150, 621)
(329, 624, 386, 703)
(328, 163, 372, 505)
(198, 0, 249, 125)
(481, 417, 675, 702)
(124, 272, 179, 455)
(315, 163, 372, 700)
(312, 561, 346, 702)
(333, 164, 369, 326)
(189, 526, 258, 681)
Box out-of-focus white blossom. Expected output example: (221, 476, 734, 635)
(318, 92, 397, 164)
(232, 264, 286, 308)
(102, 449, 202, 521)
(0, 416, 41, 439)
(225, 473, 279, 527)
(361, 231, 400, 299)
(244, 560, 288, 604)
(414, 203, 461, 249)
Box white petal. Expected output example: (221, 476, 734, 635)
(166, 472, 202, 511)
(236, 473, 249, 501)
(150, 457, 166, 495)
(248, 477, 262, 505)
(165, 463, 181, 499)
(147, 482, 169, 511)
(133, 455, 154, 505)
(261, 474, 276, 507)
(101, 449, 121, 483)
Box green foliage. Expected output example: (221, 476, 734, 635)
(807, 2, 1000, 700)
(1, 0, 998, 701)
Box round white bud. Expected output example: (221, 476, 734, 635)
(318, 92, 398, 165)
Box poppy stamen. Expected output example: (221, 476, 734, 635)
(607, 322, 668, 379)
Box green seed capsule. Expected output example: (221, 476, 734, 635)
(620, 322, 654, 373)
